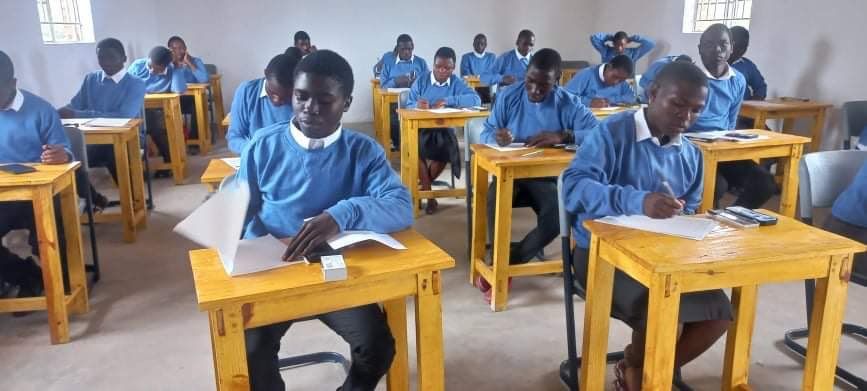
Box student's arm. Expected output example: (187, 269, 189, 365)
(615, 82, 638, 105)
(630, 34, 656, 60)
(40, 109, 74, 161)
(227, 85, 252, 154)
(480, 93, 509, 144)
(379, 62, 396, 88)
(569, 103, 601, 145)
(489, 55, 505, 85)
(564, 73, 592, 105)
(418, 58, 430, 75)
(749, 62, 768, 100)
(446, 80, 482, 108)
(590, 33, 611, 57)
(191, 57, 209, 83)
(405, 77, 423, 108)
(681, 154, 704, 214)
(170, 69, 187, 93)
(728, 77, 747, 129)
(65, 76, 91, 115)
(460, 54, 472, 77)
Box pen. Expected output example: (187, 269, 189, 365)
(520, 150, 543, 158)
(660, 180, 676, 198)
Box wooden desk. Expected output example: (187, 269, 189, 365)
(469, 145, 575, 311)
(183, 83, 213, 155)
(0, 163, 89, 344)
(190, 230, 454, 390)
(463, 75, 481, 89)
(691, 129, 811, 217)
(376, 89, 402, 161)
(80, 119, 147, 242)
(210, 74, 227, 138)
(739, 99, 831, 152)
(591, 106, 637, 119)
(371, 80, 383, 156)
(579, 212, 866, 390)
(200, 158, 237, 192)
(221, 114, 230, 129)
(144, 93, 187, 185)
(397, 109, 490, 217)
(561, 69, 579, 86)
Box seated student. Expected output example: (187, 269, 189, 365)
(729, 26, 766, 101)
(565, 54, 636, 107)
(128, 46, 187, 177)
(239, 49, 411, 391)
(563, 62, 730, 390)
(476, 48, 598, 301)
(227, 53, 301, 154)
(293, 30, 317, 56)
(859, 125, 867, 151)
(406, 47, 481, 214)
(591, 31, 655, 64)
(167, 36, 208, 150)
(460, 33, 497, 86)
(690, 23, 776, 209)
(824, 160, 867, 275)
(379, 34, 429, 150)
(638, 54, 692, 103)
(491, 29, 535, 87)
(372, 45, 396, 77)
(58, 37, 146, 210)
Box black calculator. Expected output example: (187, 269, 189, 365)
(725, 206, 778, 226)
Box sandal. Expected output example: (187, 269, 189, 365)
(613, 360, 629, 391)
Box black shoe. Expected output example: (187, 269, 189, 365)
(92, 191, 109, 212)
(559, 359, 577, 388)
(13, 258, 44, 317)
(154, 169, 172, 178)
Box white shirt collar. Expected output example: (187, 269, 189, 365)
(514, 48, 531, 62)
(634, 109, 682, 147)
(395, 54, 415, 64)
(473, 51, 486, 59)
(430, 72, 450, 87)
(103, 69, 127, 83)
(2, 89, 24, 112)
(597, 64, 606, 83)
(700, 62, 734, 80)
(289, 120, 342, 149)
(259, 79, 268, 98)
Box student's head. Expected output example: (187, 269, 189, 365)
(674, 54, 693, 64)
(292, 50, 354, 138)
(603, 54, 633, 86)
(524, 48, 560, 103)
(646, 62, 709, 136)
(515, 30, 535, 57)
(284, 46, 304, 59)
(698, 23, 733, 71)
(263, 53, 302, 106)
(612, 31, 630, 55)
(0, 51, 16, 109)
(396, 34, 414, 61)
(294, 30, 312, 54)
(147, 46, 173, 74)
(167, 36, 187, 62)
(96, 38, 127, 76)
(729, 26, 750, 63)
(473, 34, 487, 54)
(432, 47, 456, 84)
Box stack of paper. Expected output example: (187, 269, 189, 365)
(386, 88, 410, 93)
(61, 119, 93, 127)
(86, 118, 131, 127)
(487, 143, 530, 152)
(596, 215, 717, 240)
(420, 108, 465, 114)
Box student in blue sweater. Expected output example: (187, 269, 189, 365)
(565, 54, 636, 107)
(240, 50, 411, 391)
(562, 62, 731, 390)
(823, 161, 867, 275)
(729, 27, 766, 101)
(476, 48, 598, 302)
(168, 36, 209, 150)
(460, 33, 497, 85)
(227, 52, 301, 154)
(372, 45, 395, 77)
(293, 30, 317, 56)
(128, 46, 187, 177)
(491, 29, 535, 87)
(591, 31, 655, 64)
(407, 47, 481, 214)
(380, 34, 429, 150)
(690, 23, 776, 209)
(638, 54, 692, 103)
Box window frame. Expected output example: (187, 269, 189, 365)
(36, 0, 95, 45)
(682, 0, 752, 34)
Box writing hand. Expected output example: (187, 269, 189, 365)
(282, 213, 340, 262)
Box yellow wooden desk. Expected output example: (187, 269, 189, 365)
(221, 114, 230, 129)
(590, 106, 638, 120)
(561, 69, 579, 86)
(210, 74, 227, 138)
(739, 99, 831, 152)
(377, 89, 403, 161)
(690, 129, 811, 217)
(183, 83, 213, 155)
(200, 158, 237, 192)
(463, 75, 481, 89)
(397, 109, 490, 217)
(144, 93, 187, 184)
(80, 119, 147, 242)
(189, 229, 454, 391)
(371, 80, 383, 156)
(579, 212, 866, 391)
(0, 163, 89, 344)
(469, 145, 575, 311)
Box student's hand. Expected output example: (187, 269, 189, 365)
(501, 75, 517, 86)
(589, 98, 609, 108)
(417, 99, 430, 109)
(282, 213, 340, 262)
(432, 99, 447, 109)
(57, 107, 75, 119)
(309, 45, 318, 52)
(642, 193, 684, 219)
(524, 131, 565, 148)
(495, 128, 514, 146)
(395, 75, 412, 88)
(41, 145, 69, 165)
(183, 53, 195, 68)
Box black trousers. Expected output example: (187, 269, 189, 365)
(86, 145, 119, 182)
(180, 95, 199, 139)
(0, 200, 67, 289)
(245, 303, 395, 391)
(145, 108, 171, 163)
(714, 160, 777, 209)
(486, 178, 559, 264)
(389, 103, 399, 149)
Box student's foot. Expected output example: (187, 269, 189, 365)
(425, 199, 438, 215)
(474, 275, 513, 304)
(92, 192, 109, 213)
(13, 258, 44, 317)
(154, 169, 172, 179)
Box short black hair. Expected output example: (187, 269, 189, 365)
(474, 33, 486, 41)
(674, 54, 693, 63)
(517, 29, 535, 41)
(284, 46, 304, 58)
(609, 54, 634, 75)
(265, 53, 302, 89)
(730, 26, 749, 45)
(653, 62, 708, 91)
(701, 23, 732, 43)
(97, 38, 125, 56)
(396, 34, 413, 44)
(0, 50, 13, 83)
(294, 49, 354, 97)
(167, 35, 185, 47)
(294, 30, 310, 43)
(528, 48, 561, 73)
(434, 47, 456, 62)
(148, 46, 173, 66)
(613, 31, 629, 41)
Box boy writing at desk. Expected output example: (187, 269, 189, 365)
(565, 54, 636, 107)
(239, 50, 412, 391)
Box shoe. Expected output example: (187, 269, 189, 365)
(475, 275, 513, 304)
(154, 169, 172, 178)
(13, 258, 44, 317)
(425, 199, 438, 215)
(92, 191, 109, 213)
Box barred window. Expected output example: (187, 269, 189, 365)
(683, 0, 752, 34)
(37, 0, 95, 44)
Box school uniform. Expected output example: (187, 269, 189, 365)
(380, 54, 429, 148)
(226, 78, 292, 154)
(590, 32, 655, 64)
(825, 161, 867, 274)
(491, 49, 531, 86)
(128, 58, 187, 165)
(480, 82, 599, 264)
(638, 55, 681, 103)
(172, 56, 209, 84)
(459, 51, 497, 85)
(373, 50, 394, 76)
(564, 64, 637, 106)
(562, 109, 732, 329)
(731, 57, 767, 101)
(238, 120, 411, 390)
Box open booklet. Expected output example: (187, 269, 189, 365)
(596, 215, 718, 240)
(684, 130, 769, 143)
(486, 143, 530, 152)
(61, 118, 131, 127)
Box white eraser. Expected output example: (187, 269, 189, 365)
(321, 255, 347, 281)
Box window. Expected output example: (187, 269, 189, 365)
(36, 0, 95, 44)
(683, 0, 752, 34)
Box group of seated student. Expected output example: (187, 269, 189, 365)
(565, 54, 637, 107)
(378, 34, 429, 151)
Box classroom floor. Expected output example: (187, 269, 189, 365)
(1, 123, 866, 390)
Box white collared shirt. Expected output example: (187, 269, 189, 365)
(395, 54, 415, 64)
(700, 62, 735, 80)
(514, 48, 531, 63)
(102, 69, 127, 84)
(259, 79, 268, 98)
(430, 72, 450, 87)
(597, 64, 606, 82)
(289, 120, 342, 150)
(473, 51, 487, 59)
(1, 89, 24, 112)
(634, 109, 682, 147)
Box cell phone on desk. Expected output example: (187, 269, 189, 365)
(0, 164, 36, 175)
(725, 132, 759, 140)
(725, 206, 778, 226)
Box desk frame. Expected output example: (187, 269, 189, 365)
(739, 100, 830, 152)
(210, 74, 227, 139)
(183, 83, 213, 155)
(144, 93, 187, 184)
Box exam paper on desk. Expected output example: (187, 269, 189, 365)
(596, 215, 718, 240)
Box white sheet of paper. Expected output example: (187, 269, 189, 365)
(327, 231, 406, 250)
(596, 215, 717, 240)
(231, 235, 302, 276)
(600, 107, 621, 111)
(386, 88, 410, 93)
(684, 130, 769, 142)
(61, 118, 93, 126)
(421, 108, 464, 114)
(486, 143, 530, 152)
(221, 157, 241, 170)
(85, 118, 132, 127)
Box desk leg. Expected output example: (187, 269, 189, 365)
(127, 132, 147, 229)
(754, 112, 768, 131)
(401, 119, 421, 218)
(380, 95, 392, 161)
(195, 90, 211, 155)
(802, 255, 850, 390)
(778, 144, 803, 218)
(33, 186, 69, 344)
(809, 109, 826, 152)
(114, 137, 136, 242)
(384, 297, 409, 391)
(580, 237, 614, 390)
(212, 80, 227, 138)
(722, 285, 758, 389)
(700, 153, 718, 214)
(642, 273, 681, 390)
(209, 306, 250, 390)
(490, 170, 514, 311)
(469, 158, 488, 285)
(166, 100, 187, 185)
(415, 271, 445, 391)
(61, 172, 88, 316)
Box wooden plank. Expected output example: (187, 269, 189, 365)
(209, 306, 250, 390)
(113, 134, 137, 242)
(32, 185, 69, 344)
(490, 169, 515, 311)
(384, 297, 410, 391)
(59, 176, 88, 315)
(469, 157, 489, 286)
(418, 188, 466, 199)
(641, 273, 681, 390)
(579, 236, 615, 391)
(507, 260, 562, 276)
(802, 254, 851, 390)
(722, 285, 758, 389)
(415, 271, 445, 391)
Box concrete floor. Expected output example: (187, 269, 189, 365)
(1, 122, 865, 390)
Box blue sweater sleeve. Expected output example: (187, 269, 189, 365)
(729, 77, 746, 129)
(170, 69, 187, 93)
(590, 33, 610, 58)
(682, 151, 704, 214)
(191, 57, 209, 83)
(66, 76, 91, 115)
(460, 54, 471, 77)
(630, 35, 656, 60)
(481, 94, 508, 144)
(490, 55, 506, 84)
(748, 63, 768, 100)
(405, 77, 423, 108)
(568, 103, 601, 145)
(446, 80, 482, 108)
(41, 108, 74, 159)
(379, 62, 397, 88)
(616, 82, 637, 105)
(227, 85, 251, 154)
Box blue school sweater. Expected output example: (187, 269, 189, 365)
(832, 162, 867, 228)
(172, 55, 210, 84)
(460, 51, 497, 85)
(127, 58, 187, 93)
(406, 73, 481, 108)
(373, 51, 395, 76)
(237, 121, 413, 239)
(639, 55, 681, 103)
(379, 55, 429, 88)
(860, 125, 867, 149)
(564, 64, 636, 106)
(562, 110, 704, 248)
(0, 89, 72, 164)
(491, 49, 531, 85)
(590, 33, 655, 63)
(64, 70, 146, 118)
(227, 78, 293, 154)
(480, 82, 599, 145)
(731, 57, 767, 101)
(689, 65, 746, 132)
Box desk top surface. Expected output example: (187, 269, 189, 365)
(77, 118, 143, 134)
(690, 129, 811, 152)
(201, 158, 237, 184)
(471, 144, 576, 168)
(740, 99, 832, 111)
(397, 108, 490, 120)
(144, 93, 180, 100)
(0, 162, 80, 187)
